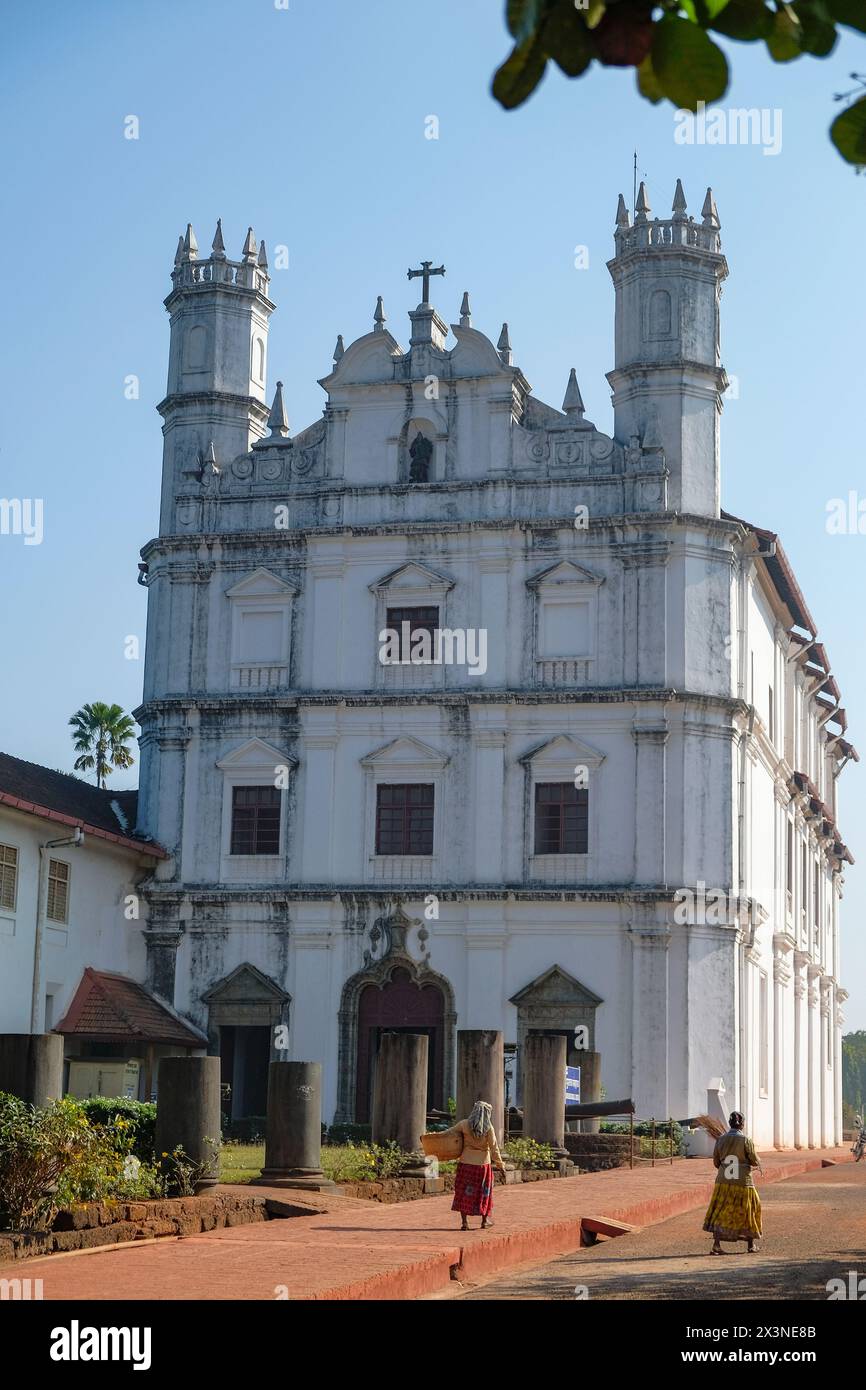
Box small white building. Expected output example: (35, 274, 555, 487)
(0, 754, 205, 1098)
(133, 188, 856, 1145)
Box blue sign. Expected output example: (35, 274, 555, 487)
(565, 1065, 581, 1105)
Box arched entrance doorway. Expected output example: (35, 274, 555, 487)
(355, 967, 445, 1122)
(335, 904, 456, 1124)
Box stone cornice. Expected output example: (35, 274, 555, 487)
(139, 883, 744, 909)
(140, 509, 745, 559)
(133, 688, 748, 722)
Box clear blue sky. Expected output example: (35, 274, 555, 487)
(1, 1, 863, 1024)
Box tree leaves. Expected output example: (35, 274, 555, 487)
(709, 0, 775, 40)
(593, 1, 655, 66)
(491, 0, 866, 164)
(831, 93, 866, 163)
(765, 5, 805, 59)
(540, 0, 593, 75)
(826, 0, 866, 33)
(651, 15, 730, 108)
(636, 53, 666, 102)
(492, 30, 550, 108)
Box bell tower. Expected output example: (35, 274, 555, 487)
(157, 220, 274, 532)
(606, 180, 728, 517)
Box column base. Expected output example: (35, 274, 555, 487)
(253, 1170, 338, 1192)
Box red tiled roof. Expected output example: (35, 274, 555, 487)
(0, 753, 166, 858)
(57, 969, 207, 1047)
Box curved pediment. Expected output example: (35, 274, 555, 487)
(318, 329, 405, 388)
(448, 324, 512, 379)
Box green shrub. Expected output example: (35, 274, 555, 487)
(503, 1137, 556, 1169)
(77, 1097, 156, 1163)
(156, 1140, 219, 1197)
(321, 1141, 408, 1183)
(325, 1122, 371, 1146)
(600, 1120, 684, 1154)
(222, 1116, 266, 1143)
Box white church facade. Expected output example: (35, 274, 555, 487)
(134, 186, 855, 1146)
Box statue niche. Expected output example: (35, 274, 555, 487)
(408, 431, 433, 483)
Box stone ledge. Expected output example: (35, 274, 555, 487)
(2, 1193, 269, 1261)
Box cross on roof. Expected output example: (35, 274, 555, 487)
(407, 260, 445, 305)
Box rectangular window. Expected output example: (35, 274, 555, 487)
(768, 684, 774, 743)
(375, 784, 434, 855)
(46, 859, 70, 923)
(759, 972, 769, 1096)
(385, 607, 439, 662)
(534, 782, 589, 855)
(813, 862, 820, 930)
(237, 609, 283, 663)
(0, 843, 18, 912)
(786, 820, 793, 908)
(540, 601, 590, 658)
(801, 843, 808, 928)
(230, 786, 281, 855)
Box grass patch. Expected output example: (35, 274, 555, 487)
(220, 1142, 264, 1184)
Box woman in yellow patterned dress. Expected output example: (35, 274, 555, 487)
(702, 1111, 763, 1254)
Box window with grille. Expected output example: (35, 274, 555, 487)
(786, 820, 793, 905)
(46, 859, 70, 923)
(768, 685, 774, 743)
(230, 786, 281, 855)
(534, 782, 589, 855)
(375, 784, 434, 855)
(385, 606, 439, 662)
(801, 843, 808, 926)
(0, 844, 18, 912)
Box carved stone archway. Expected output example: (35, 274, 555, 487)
(336, 906, 456, 1124)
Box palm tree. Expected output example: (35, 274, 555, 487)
(68, 702, 136, 788)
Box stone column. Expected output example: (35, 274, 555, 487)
(772, 941, 791, 1149)
(154, 1056, 221, 1191)
(629, 922, 671, 1119)
(792, 954, 807, 1149)
(255, 1061, 336, 1191)
(457, 1030, 504, 1141)
(371, 1033, 428, 1155)
(819, 979, 831, 1149)
(807, 966, 820, 1149)
(574, 1050, 602, 1133)
(522, 1034, 567, 1155)
(472, 727, 506, 881)
(0, 1033, 64, 1106)
(632, 724, 668, 884)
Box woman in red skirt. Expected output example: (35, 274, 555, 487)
(442, 1101, 506, 1231)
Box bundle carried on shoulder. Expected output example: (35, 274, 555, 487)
(421, 1129, 464, 1160)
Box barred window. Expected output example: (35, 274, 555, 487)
(46, 859, 70, 923)
(375, 783, 434, 855)
(0, 844, 18, 912)
(230, 786, 281, 855)
(534, 782, 588, 855)
(385, 606, 439, 662)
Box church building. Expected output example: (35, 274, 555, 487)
(134, 185, 855, 1146)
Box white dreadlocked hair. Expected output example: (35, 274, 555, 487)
(468, 1100, 493, 1138)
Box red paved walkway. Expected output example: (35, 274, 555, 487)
(2, 1148, 849, 1301)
